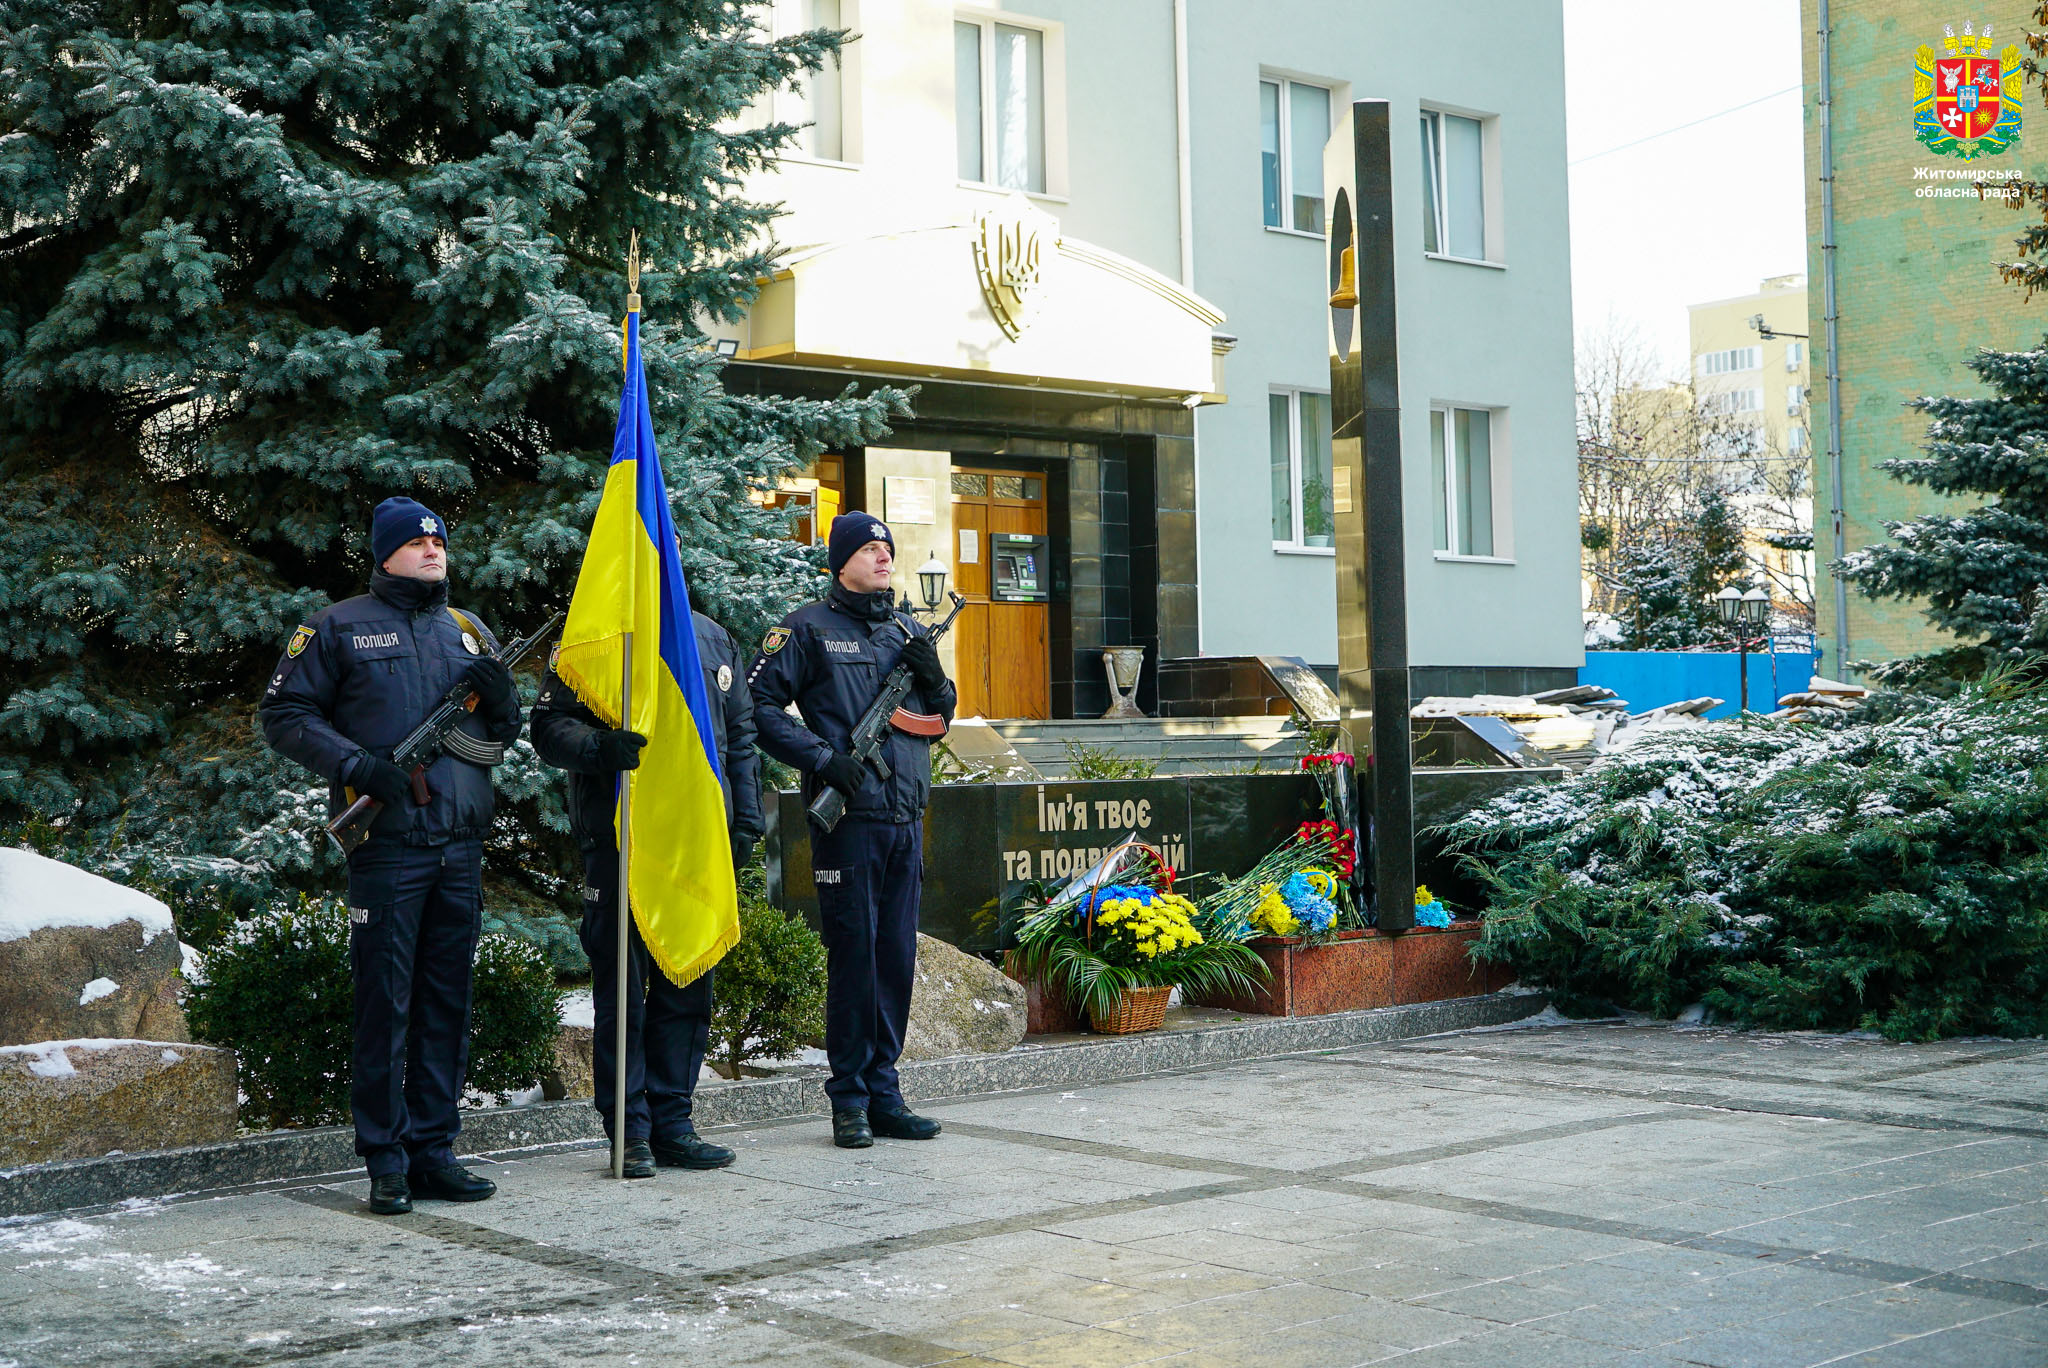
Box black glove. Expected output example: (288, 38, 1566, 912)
(463, 656, 516, 714)
(819, 752, 868, 796)
(731, 833, 757, 871)
(898, 634, 946, 692)
(592, 729, 648, 772)
(350, 754, 413, 808)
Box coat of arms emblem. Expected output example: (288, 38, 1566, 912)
(1914, 21, 2021, 160)
(972, 195, 1059, 341)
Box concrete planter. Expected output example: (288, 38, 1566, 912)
(1196, 922, 1512, 1016)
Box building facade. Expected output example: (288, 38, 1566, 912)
(1801, 1, 2038, 675)
(715, 0, 1581, 715)
(1689, 274, 1816, 624)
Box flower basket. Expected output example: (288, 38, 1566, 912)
(1089, 984, 1173, 1034)
(1009, 836, 1267, 1034)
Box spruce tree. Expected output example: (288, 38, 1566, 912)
(1594, 488, 1749, 650)
(0, 1, 908, 937)
(1836, 343, 2048, 684)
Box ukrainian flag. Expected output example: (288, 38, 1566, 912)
(555, 309, 737, 987)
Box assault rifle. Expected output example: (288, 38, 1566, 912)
(324, 612, 564, 857)
(807, 593, 965, 834)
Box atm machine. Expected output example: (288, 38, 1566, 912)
(989, 533, 1050, 603)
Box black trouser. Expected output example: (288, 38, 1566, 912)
(812, 817, 921, 1113)
(579, 845, 713, 1142)
(346, 839, 483, 1179)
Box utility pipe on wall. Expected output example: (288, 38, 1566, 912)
(1818, 0, 1849, 676)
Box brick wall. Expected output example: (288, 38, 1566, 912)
(1802, 0, 2039, 674)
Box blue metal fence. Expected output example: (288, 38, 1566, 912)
(1578, 649, 1818, 721)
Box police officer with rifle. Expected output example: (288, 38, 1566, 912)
(259, 498, 527, 1215)
(748, 513, 957, 1149)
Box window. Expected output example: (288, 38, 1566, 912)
(1789, 425, 1808, 453)
(1786, 384, 1805, 415)
(1431, 406, 1496, 557)
(1270, 390, 1334, 549)
(956, 17, 1045, 192)
(1260, 77, 1331, 232)
(795, 0, 846, 160)
(1702, 389, 1764, 416)
(1420, 109, 1486, 260)
(1785, 341, 1805, 371)
(1698, 347, 1761, 376)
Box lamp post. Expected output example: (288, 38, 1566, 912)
(916, 553, 949, 613)
(1713, 584, 1773, 714)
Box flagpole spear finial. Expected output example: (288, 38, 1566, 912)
(626, 230, 641, 315)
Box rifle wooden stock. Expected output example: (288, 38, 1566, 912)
(889, 708, 947, 738)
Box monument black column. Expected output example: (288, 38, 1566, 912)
(1326, 100, 1415, 930)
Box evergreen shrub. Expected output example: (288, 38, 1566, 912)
(467, 934, 566, 1099)
(1444, 674, 2048, 1041)
(190, 897, 567, 1128)
(709, 894, 827, 1079)
(186, 894, 355, 1130)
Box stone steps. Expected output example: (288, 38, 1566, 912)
(986, 716, 1311, 776)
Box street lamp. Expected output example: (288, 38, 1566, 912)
(1713, 584, 1773, 714)
(916, 553, 949, 612)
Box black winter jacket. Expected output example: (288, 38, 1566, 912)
(746, 584, 956, 825)
(530, 611, 763, 848)
(259, 571, 523, 848)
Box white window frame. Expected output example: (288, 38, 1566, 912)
(1260, 73, 1334, 238)
(1270, 387, 1336, 555)
(1420, 104, 1503, 266)
(734, 0, 864, 167)
(955, 8, 1068, 200)
(1698, 347, 1762, 376)
(1431, 403, 1512, 563)
(1784, 341, 1805, 371)
(1786, 384, 1805, 415)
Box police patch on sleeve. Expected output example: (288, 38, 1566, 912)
(717, 663, 734, 693)
(762, 626, 791, 655)
(286, 624, 315, 658)
(548, 643, 561, 672)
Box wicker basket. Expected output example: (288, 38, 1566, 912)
(1089, 984, 1173, 1035)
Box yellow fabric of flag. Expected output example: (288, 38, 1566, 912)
(554, 310, 737, 987)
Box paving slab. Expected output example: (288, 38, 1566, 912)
(3, 1019, 2046, 1366)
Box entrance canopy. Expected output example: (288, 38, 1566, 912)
(716, 195, 1228, 403)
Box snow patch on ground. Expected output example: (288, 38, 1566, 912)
(559, 988, 593, 1029)
(78, 977, 119, 1006)
(0, 848, 174, 944)
(1464, 1005, 1604, 1033)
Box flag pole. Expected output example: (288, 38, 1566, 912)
(612, 232, 641, 1183)
(612, 630, 632, 1179)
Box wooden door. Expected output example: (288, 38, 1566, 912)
(949, 467, 1050, 719)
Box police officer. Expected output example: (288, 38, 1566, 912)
(748, 512, 955, 1149)
(530, 604, 761, 1177)
(259, 498, 524, 1215)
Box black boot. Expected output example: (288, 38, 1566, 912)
(619, 1138, 657, 1179)
(651, 1132, 735, 1170)
(870, 1106, 941, 1140)
(411, 1164, 497, 1202)
(368, 1173, 412, 1215)
(832, 1108, 872, 1149)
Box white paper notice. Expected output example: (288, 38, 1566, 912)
(957, 529, 980, 564)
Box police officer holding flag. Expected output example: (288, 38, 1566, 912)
(530, 601, 761, 1178)
(747, 512, 954, 1149)
(259, 497, 524, 1215)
